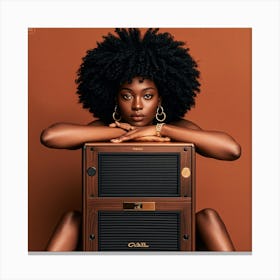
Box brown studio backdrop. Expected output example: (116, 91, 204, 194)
(28, 28, 251, 251)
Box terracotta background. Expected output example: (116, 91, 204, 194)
(28, 28, 251, 251)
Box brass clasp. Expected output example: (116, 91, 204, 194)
(123, 202, 155, 211)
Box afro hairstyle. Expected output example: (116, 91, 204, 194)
(76, 28, 200, 124)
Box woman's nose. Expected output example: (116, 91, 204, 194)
(132, 97, 143, 110)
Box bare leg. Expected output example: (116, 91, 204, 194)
(46, 210, 81, 251)
(195, 208, 235, 251)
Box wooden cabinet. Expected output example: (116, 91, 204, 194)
(82, 143, 195, 251)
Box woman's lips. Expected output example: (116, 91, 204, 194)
(130, 115, 145, 122)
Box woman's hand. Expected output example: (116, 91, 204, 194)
(109, 121, 135, 131)
(111, 134, 171, 143)
(110, 123, 170, 143)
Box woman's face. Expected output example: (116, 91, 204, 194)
(117, 77, 160, 127)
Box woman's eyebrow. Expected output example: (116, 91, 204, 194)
(119, 87, 156, 91)
(142, 87, 156, 91)
(119, 87, 133, 91)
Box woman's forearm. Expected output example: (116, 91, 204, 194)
(161, 124, 241, 161)
(40, 123, 125, 149)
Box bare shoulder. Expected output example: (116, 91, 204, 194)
(171, 118, 202, 130)
(87, 119, 106, 126)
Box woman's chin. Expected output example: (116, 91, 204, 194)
(130, 120, 152, 127)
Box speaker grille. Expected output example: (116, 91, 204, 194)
(98, 211, 180, 251)
(98, 153, 180, 196)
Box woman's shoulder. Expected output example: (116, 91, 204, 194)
(170, 118, 202, 130)
(87, 119, 106, 126)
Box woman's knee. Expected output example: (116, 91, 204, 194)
(58, 210, 81, 229)
(197, 208, 219, 219)
(196, 208, 230, 233)
(46, 210, 82, 251)
(61, 210, 81, 221)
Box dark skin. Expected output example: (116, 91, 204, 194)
(42, 77, 240, 251)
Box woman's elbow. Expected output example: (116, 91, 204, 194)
(40, 123, 80, 149)
(40, 128, 53, 147)
(40, 124, 61, 148)
(227, 143, 241, 161)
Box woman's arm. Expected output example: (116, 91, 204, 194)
(160, 120, 241, 161)
(110, 119, 241, 161)
(40, 121, 125, 149)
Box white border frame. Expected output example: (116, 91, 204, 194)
(1, 0, 279, 279)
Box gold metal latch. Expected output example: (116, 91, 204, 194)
(123, 202, 155, 211)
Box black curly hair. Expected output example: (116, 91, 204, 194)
(76, 28, 200, 124)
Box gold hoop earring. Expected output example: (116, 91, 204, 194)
(156, 105, 166, 122)
(112, 105, 121, 122)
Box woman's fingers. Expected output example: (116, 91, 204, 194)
(109, 122, 135, 131)
(110, 135, 133, 143)
(135, 136, 171, 142)
(109, 123, 117, 127)
(111, 135, 171, 143)
(111, 126, 156, 142)
(111, 131, 139, 142)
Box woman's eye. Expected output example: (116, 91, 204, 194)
(144, 94, 153, 100)
(122, 94, 132, 100)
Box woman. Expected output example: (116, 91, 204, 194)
(41, 28, 241, 251)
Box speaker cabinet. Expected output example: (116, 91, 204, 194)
(84, 198, 193, 251)
(82, 143, 195, 251)
(83, 143, 195, 197)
